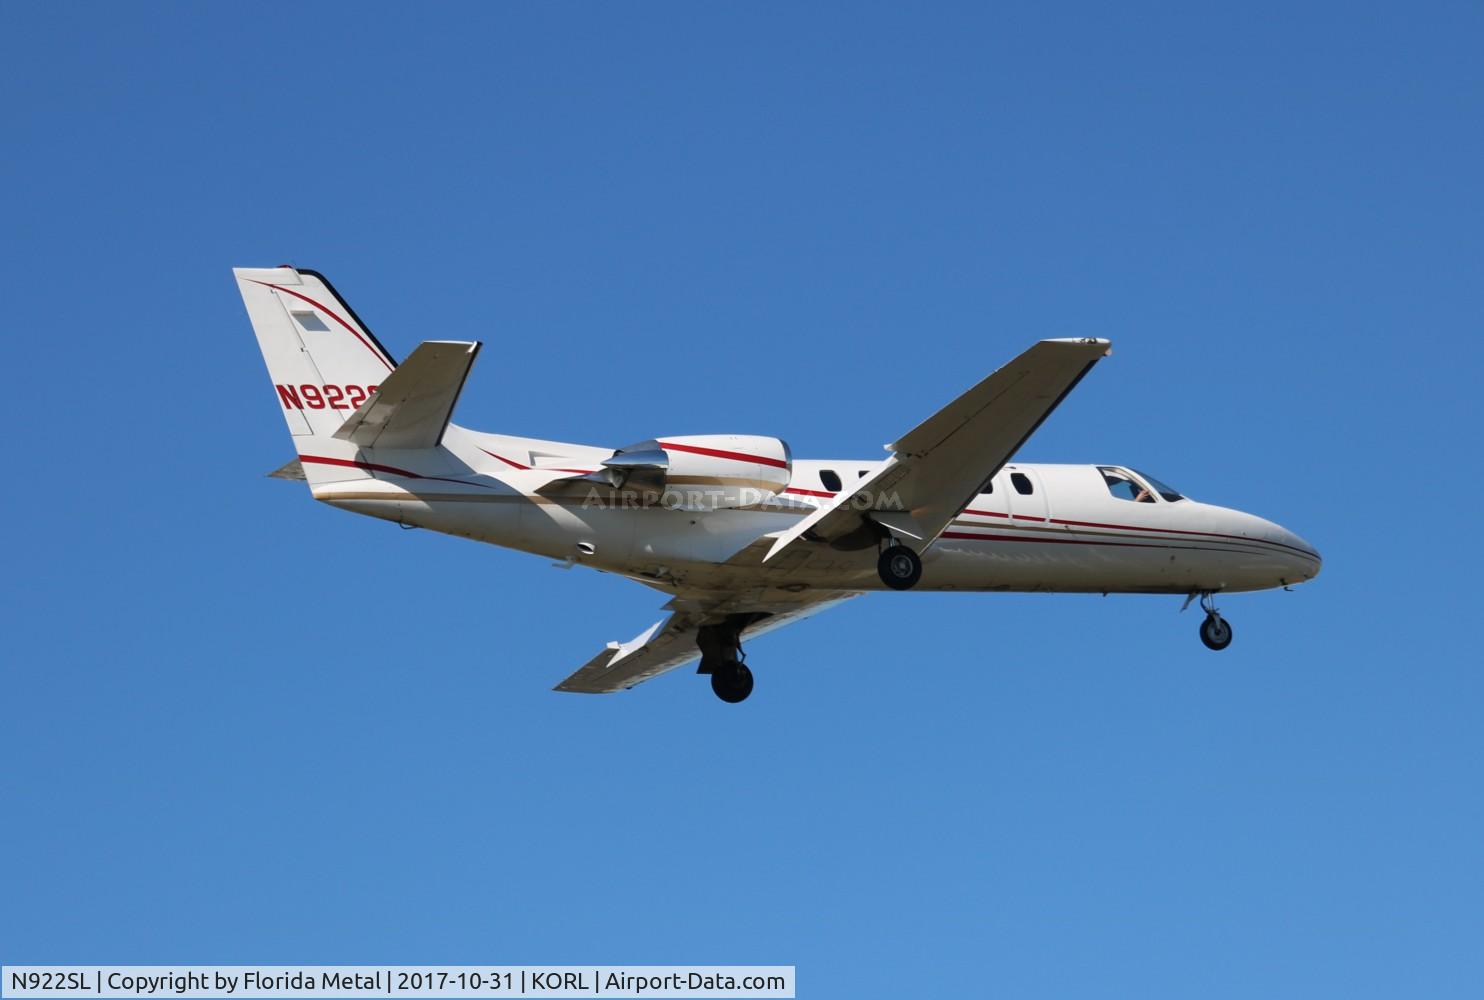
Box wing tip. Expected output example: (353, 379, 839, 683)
(1043, 337, 1112, 356)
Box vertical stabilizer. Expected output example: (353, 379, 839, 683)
(235, 266, 400, 485)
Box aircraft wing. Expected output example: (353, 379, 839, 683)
(553, 592, 857, 694)
(334, 340, 480, 449)
(766, 338, 1111, 560)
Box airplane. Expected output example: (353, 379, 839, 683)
(236, 266, 1321, 703)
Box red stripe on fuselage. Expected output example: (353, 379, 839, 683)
(299, 454, 494, 489)
(939, 530, 1241, 556)
(480, 448, 530, 470)
(478, 448, 593, 475)
(1046, 515, 1315, 557)
(656, 441, 789, 469)
(301, 454, 420, 477)
(958, 508, 1314, 558)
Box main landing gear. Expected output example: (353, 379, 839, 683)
(709, 661, 754, 703)
(696, 614, 766, 704)
(1193, 591, 1234, 651)
(877, 544, 923, 590)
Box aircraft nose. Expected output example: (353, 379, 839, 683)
(1220, 507, 1321, 586)
(1269, 522, 1322, 583)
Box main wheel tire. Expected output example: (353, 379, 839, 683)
(877, 545, 923, 590)
(710, 661, 754, 703)
(1200, 613, 1233, 651)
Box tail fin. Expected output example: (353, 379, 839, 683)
(238, 266, 409, 486)
(235, 266, 398, 439)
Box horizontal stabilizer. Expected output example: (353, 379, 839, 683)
(334, 341, 480, 449)
(267, 459, 306, 481)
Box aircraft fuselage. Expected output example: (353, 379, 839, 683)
(313, 436, 1320, 600)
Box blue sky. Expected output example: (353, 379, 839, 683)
(2, 2, 1480, 996)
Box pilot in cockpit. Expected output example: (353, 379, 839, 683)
(1102, 468, 1157, 503)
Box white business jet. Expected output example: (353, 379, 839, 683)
(237, 267, 1321, 703)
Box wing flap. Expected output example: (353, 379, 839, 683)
(334, 340, 480, 449)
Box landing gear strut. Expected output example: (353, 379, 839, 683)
(877, 544, 923, 590)
(1195, 592, 1233, 651)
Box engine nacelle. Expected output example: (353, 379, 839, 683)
(594, 434, 792, 509)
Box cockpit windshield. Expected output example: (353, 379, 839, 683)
(1131, 469, 1185, 502)
(1099, 467, 1185, 503)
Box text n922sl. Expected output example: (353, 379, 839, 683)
(276, 383, 378, 411)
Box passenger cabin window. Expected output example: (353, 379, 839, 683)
(820, 469, 842, 492)
(1100, 467, 1156, 503)
(1011, 472, 1033, 495)
(858, 470, 870, 478)
(978, 477, 994, 494)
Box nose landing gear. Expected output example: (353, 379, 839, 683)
(1199, 613, 1233, 650)
(1193, 591, 1233, 651)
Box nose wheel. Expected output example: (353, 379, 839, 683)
(1193, 592, 1233, 651)
(1199, 613, 1233, 650)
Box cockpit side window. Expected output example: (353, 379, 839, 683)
(1099, 467, 1156, 503)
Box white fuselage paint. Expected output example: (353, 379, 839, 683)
(309, 428, 1321, 601)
